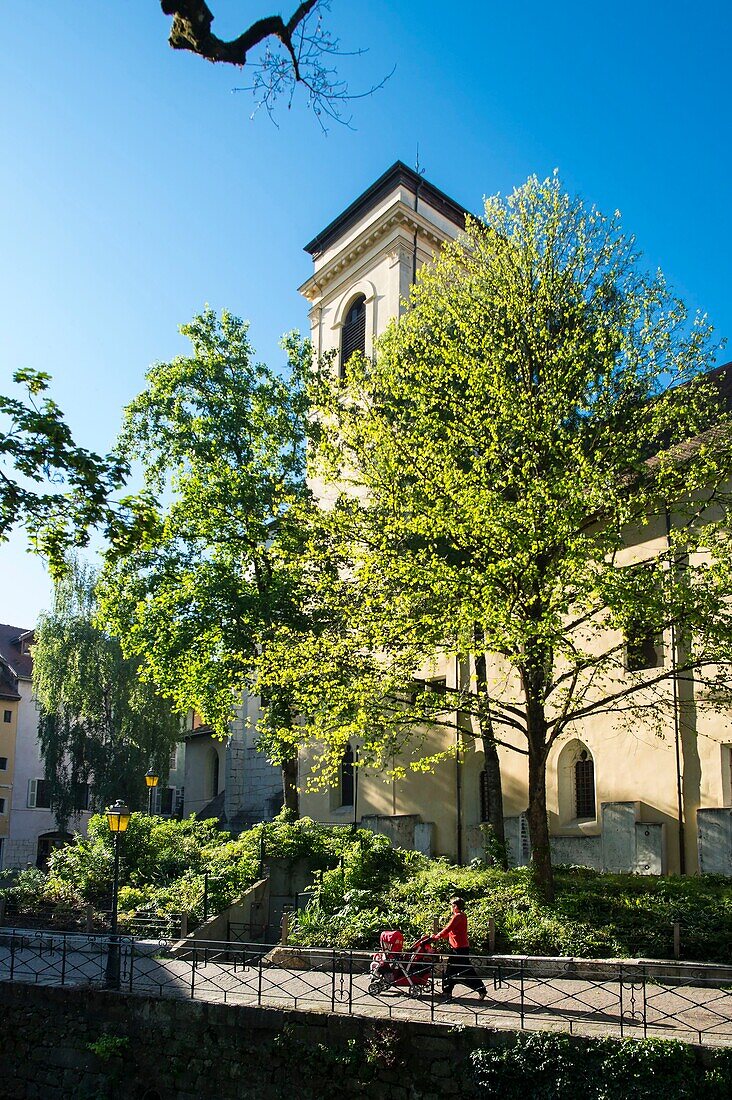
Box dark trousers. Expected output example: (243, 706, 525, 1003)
(443, 950, 486, 995)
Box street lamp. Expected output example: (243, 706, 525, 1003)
(144, 769, 159, 816)
(105, 799, 130, 990)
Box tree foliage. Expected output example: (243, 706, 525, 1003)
(98, 307, 333, 813)
(32, 557, 180, 826)
(0, 370, 127, 575)
(298, 173, 732, 897)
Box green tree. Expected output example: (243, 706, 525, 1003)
(0, 369, 127, 575)
(32, 556, 180, 826)
(98, 307, 328, 815)
(304, 174, 732, 897)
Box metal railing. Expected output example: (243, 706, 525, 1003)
(2, 930, 732, 1045)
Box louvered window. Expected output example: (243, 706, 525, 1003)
(340, 295, 366, 377)
(575, 751, 596, 819)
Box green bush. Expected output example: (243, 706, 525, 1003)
(4, 814, 732, 963)
(470, 1034, 711, 1099)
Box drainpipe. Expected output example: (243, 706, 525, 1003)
(665, 507, 686, 874)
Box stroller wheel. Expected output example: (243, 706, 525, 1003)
(407, 984, 423, 999)
(368, 977, 387, 995)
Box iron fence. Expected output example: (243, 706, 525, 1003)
(2, 930, 732, 1045)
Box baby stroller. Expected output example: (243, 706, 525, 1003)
(368, 930, 437, 997)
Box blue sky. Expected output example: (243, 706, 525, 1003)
(2, 1, 730, 626)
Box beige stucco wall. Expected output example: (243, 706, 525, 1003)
(0, 699, 18, 843)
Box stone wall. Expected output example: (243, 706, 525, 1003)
(1, 980, 489, 1100)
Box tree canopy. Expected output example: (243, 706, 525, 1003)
(98, 307, 334, 813)
(0, 370, 127, 575)
(32, 556, 180, 826)
(298, 173, 732, 896)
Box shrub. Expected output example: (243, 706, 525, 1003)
(470, 1034, 702, 1099)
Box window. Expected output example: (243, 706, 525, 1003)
(27, 779, 52, 809)
(340, 295, 366, 377)
(3, 710, 11, 723)
(159, 786, 176, 816)
(574, 750, 596, 819)
(409, 678, 447, 705)
(340, 744, 355, 808)
(71, 783, 91, 812)
(0, 798, 5, 814)
(625, 625, 664, 671)
(0, 756, 7, 770)
(169, 745, 178, 771)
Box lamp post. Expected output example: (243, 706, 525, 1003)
(105, 799, 130, 990)
(144, 769, 159, 816)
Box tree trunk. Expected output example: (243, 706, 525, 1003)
(473, 644, 507, 866)
(526, 717, 554, 901)
(281, 752, 300, 817)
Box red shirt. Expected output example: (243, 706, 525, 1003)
(435, 911, 469, 950)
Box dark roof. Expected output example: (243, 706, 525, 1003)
(0, 624, 33, 679)
(703, 362, 732, 411)
(0, 662, 20, 701)
(304, 161, 470, 257)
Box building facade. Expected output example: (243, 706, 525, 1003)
(0, 625, 95, 869)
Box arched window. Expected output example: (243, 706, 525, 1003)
(557, 739, 597, 824)
(340, 295, 366, 377)
(340, 744, 354, 807)
(574, 749, 595, 819)
(479, 770, 490, 823)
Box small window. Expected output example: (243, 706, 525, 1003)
(28, 779, 52, 810)
(0, 756, 7, 770)
(620, 629, 660, 668)
(625, 626, 663, 671)
(574, 751, 596, 819)
(340, 744, 355, 808)
(160, 787, 175, 816)
(3, 710, 11, 723)
(0, 798, 5, 814)
(169, 745, 178, 771)
(409, 678, 447, 705)
(72, 783, 91, 812)
(340, 295, 366, 378)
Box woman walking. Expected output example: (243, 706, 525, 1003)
(431, 896, 487, 1000)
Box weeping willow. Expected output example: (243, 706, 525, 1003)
(32, 557, 180, 828)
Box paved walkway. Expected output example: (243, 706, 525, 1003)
(2, 940, 732, 1045)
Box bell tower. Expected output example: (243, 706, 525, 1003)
(299, 162, 469, 373)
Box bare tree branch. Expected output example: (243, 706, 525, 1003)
(160, 1, 318, 67)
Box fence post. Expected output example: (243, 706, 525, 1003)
(85, 904, 94, 934)
(280, 911, 289, 946)
(432, 916, 441, 937)
(60, 934, 67, 986)
(488, 917, 496, 955)
(180, 913, 188, 939)
(203, 872, 209, 923)
(0, 896, 6, 925)
(673, 922, 681, 960)
(331, 951, 336, 1013)
(520, 959, 525, 1029)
